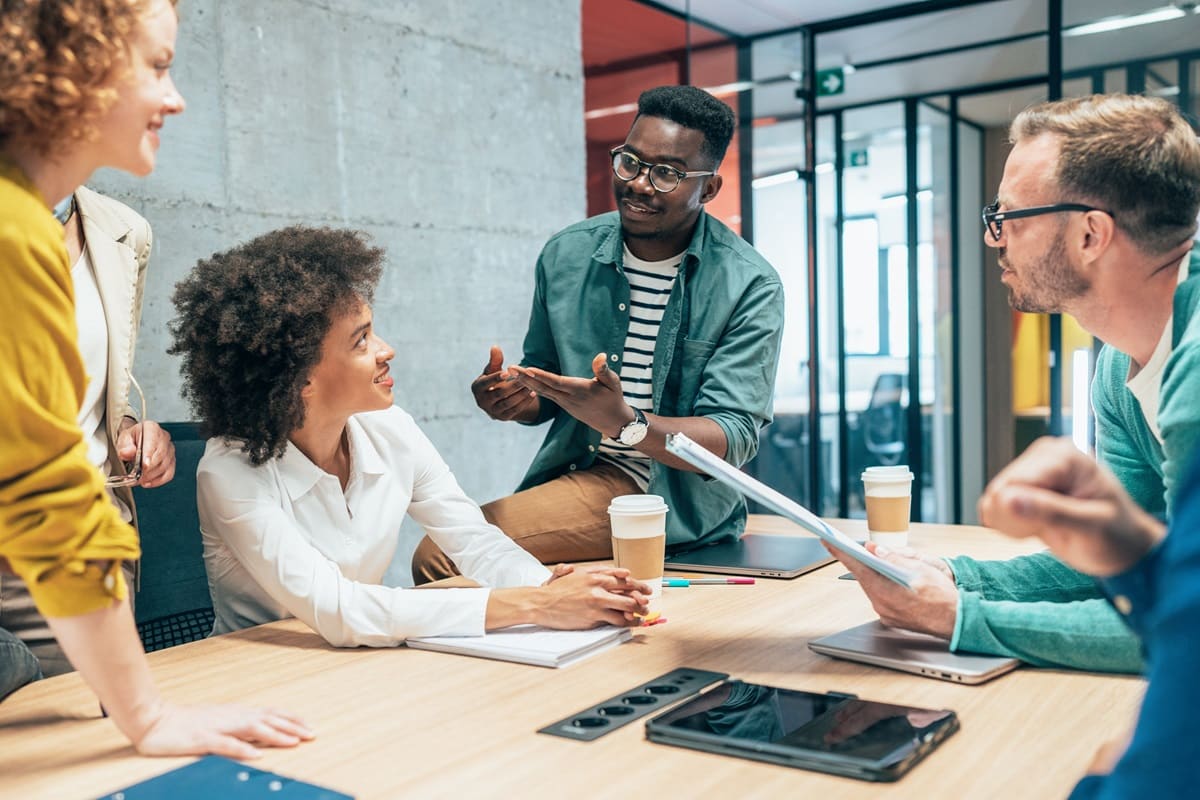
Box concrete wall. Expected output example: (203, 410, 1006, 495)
(90, 0, 586, 582)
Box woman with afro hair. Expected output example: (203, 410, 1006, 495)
(170, 226, 650, 647)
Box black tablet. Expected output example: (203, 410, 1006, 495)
(644, 679, 958, 782)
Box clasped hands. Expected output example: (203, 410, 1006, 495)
(977, 437, 1165, 577)
(541, 563, 651, 627)
(471, 345, 634, 439)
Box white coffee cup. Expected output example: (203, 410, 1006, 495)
(861, 466, 914, 547)
(608, 495, 668, 612)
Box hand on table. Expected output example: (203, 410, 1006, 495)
(116, 418, 175, 488)
(471, 346, 541, 423)
(132, 701, 314, 759)
(510, 353, 633, 439)
(977, 437, 1165, 577)
(826, 541, 959, 639)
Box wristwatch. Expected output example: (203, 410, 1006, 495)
(616, 407, 649, 446)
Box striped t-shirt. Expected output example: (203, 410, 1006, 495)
(597, 245, 683, 489)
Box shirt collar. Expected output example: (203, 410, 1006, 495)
(278, 415, 388, 500)
(593, 210, 710, 270)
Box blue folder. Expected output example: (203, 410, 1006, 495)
(96, 755, 353, 799)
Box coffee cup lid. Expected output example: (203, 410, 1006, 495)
(861, 465, 913, 482)
(608, 494, 668, 515)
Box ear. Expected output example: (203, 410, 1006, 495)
(699, 173, 723, 204)
(299, 378, 316, 400)
(1077, 209, 1116, 267)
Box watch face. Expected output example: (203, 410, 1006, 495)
(619, 422, 648, 446)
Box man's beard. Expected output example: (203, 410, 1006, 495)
(1005, 235, 1090, 313)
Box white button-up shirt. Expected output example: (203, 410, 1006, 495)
(198, 406, 551, 646)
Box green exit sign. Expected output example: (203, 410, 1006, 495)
(848, 149, 869, 167)
(816, 67, 845, 97)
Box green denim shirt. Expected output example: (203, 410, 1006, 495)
(516, 211, 784, 549)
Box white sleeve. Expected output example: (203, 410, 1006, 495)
(400, 415, 552, 588)
(198, 455, 499, 647)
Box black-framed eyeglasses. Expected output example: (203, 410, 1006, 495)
(105, 372, 145, 488)
(610, 147, 715, 193)
(981, 196, 1110, 242)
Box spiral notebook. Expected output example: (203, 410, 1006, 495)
(406, 624, 632, 668)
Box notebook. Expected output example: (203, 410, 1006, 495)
(808, 621, 1020, 685)
(406, 624, 632, 668)
(665, 533, 835, 578)
(664, 433, 916, 589)
(98, 755, 353, 799)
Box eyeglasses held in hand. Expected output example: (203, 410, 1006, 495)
(610, 147, 715, 193)
(981, 196, 1110, 242)
(104, 373, 146, 488)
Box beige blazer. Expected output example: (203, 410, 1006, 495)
(73, 186, 152, 533)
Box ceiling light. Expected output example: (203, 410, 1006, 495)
(585, 81, 752, 121)
(752, 170, 800, 189)
(1063, 6, 1187, 37)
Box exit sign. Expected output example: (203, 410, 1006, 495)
(816, 67, 845, 97)
(848, 149, 869, 167)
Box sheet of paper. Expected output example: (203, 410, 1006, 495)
(665, 433, 916, 590)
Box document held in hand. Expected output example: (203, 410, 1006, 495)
(406, 624, 633, 668)
(664, 432, 916, 590)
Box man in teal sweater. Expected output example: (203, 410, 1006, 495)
(830, 93, 1200, 672)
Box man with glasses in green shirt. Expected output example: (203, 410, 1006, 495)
(413, 85, 784, 582)
(828, 93, 1200, 673)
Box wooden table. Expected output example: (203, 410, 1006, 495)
(0, 518, 1145, 798)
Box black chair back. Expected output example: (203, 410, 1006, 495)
(132, 422, 214, 651)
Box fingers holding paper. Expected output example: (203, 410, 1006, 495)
(825, 541, 958, 639)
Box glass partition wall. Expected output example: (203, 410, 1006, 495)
(586, 0, 1200, 524)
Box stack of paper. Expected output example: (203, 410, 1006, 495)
(407, 625, 632, 668)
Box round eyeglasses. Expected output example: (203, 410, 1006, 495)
(610, 148, 715, 193)
(105, 372, 145, 488)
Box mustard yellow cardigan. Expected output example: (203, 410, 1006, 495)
(0, 156, 139, 617)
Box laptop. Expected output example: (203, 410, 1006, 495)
(665, 533, 835, 579)
(808, 621, 1020, 685)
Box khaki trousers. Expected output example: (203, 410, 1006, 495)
(0, 574, 70, 686)
(411, 462, 640, 584)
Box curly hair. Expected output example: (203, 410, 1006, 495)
(636, 85, 735, 167)
(169, 226, 385, 465)
(0, 0, 173, 154)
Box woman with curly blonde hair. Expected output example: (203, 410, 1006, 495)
(1, 0, 312, 758)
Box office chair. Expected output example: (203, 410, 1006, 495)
(861, 373, 906, 467)
(132, 422, 215, 652)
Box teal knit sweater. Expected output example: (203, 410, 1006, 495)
(947, 251, 1200, 673)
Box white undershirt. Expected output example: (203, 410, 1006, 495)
(597, 245, 682, 489)
(1126, 255, 1191, 445)
(72, 248, 109, 470)
(71, 245, 132, 523)
(198, 407, 552, 646)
